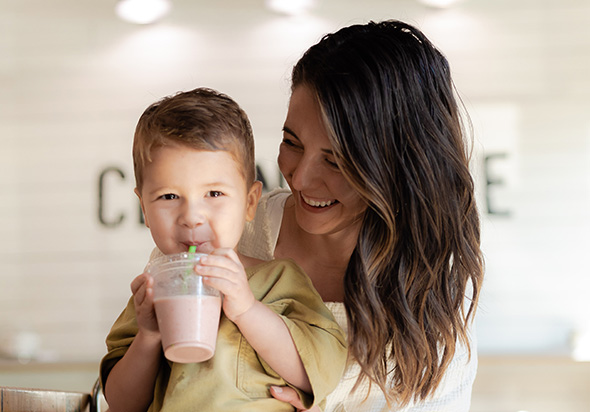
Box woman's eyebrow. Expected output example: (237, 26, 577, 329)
(282, 125, 334, 155)
(282, 126, 300, 140)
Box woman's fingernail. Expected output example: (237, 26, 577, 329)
(271, 386, 283, 393)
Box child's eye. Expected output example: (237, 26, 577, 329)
(160, 193, 178, 200)
(208, 191, 223, 198)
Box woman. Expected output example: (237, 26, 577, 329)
(238, 20, 484, 411)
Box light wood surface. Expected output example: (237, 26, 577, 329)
(1, 356, 589, 411)
(471, 356, 590, 412)
(0, 386, 90, 412)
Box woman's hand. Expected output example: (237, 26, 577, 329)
(195, 248, 256, 322)
(270, 386, 321, 412)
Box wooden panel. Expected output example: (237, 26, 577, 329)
(0, 387, 90, 412)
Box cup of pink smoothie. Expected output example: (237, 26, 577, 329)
(147, 252, 222, 363)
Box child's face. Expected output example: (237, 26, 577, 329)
(136, 143, 261, 255)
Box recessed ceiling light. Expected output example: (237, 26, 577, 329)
(265, 0, 317, 16)
(115, 0, 172, 25)
(417, 0, 464, 8)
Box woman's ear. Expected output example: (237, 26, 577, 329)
(245, 181, 263, 222)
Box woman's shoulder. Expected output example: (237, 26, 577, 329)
(260, 187, 291, 211)
(239, 187, 291, 261)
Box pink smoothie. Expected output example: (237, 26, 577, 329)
(154, 294, 222, 363)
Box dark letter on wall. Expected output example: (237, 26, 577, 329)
(484, 153, 510, 216)
(98, 167, 126, 227)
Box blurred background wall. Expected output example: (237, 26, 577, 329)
(1, 0, 589, 410)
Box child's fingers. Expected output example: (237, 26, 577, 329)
(196, 259, 245, 297)
(198, 268, 237, 294)
(195, 258, 241, 285)
(195, 249, 252, 307)
(131, 273, 153, 304)
(197, 251, 240, 272)
(131, 273, 146, 294)
(200, 277, 225, 297)
(209, 247, 241, 263)
(195, 262, 236, 280)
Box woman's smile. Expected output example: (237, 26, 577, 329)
(300, 193, 338, 208)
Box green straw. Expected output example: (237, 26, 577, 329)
(184, 245, 198, 284)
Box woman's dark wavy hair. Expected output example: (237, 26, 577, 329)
(291, 20, 484, 406)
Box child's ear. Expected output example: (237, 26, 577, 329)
(134, 187, 150, 228)
(245, 181, 263, 222)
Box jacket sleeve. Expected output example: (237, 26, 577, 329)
(250, 259, 348, 409)
(99, 297, 138, 390)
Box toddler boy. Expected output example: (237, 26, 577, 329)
(100, 87, 347, 412)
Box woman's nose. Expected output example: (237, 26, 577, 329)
(290, 155, 320, 190)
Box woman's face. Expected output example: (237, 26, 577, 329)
(278, 85, 367, 236)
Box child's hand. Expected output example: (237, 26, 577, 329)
(131, 273, 160, 337)
(195, 249, 256, 322)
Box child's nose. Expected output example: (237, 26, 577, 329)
(179, 202, 206, 228)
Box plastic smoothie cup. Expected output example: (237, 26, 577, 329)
(147, 250, 222, 363)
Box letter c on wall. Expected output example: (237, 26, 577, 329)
(98, 166, 126, 227)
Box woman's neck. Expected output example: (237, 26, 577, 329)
(274, 198, 359, 302)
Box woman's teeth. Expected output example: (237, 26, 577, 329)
(303, 196, 335, 207)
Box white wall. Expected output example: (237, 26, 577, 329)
(1, 0, 589, 363)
